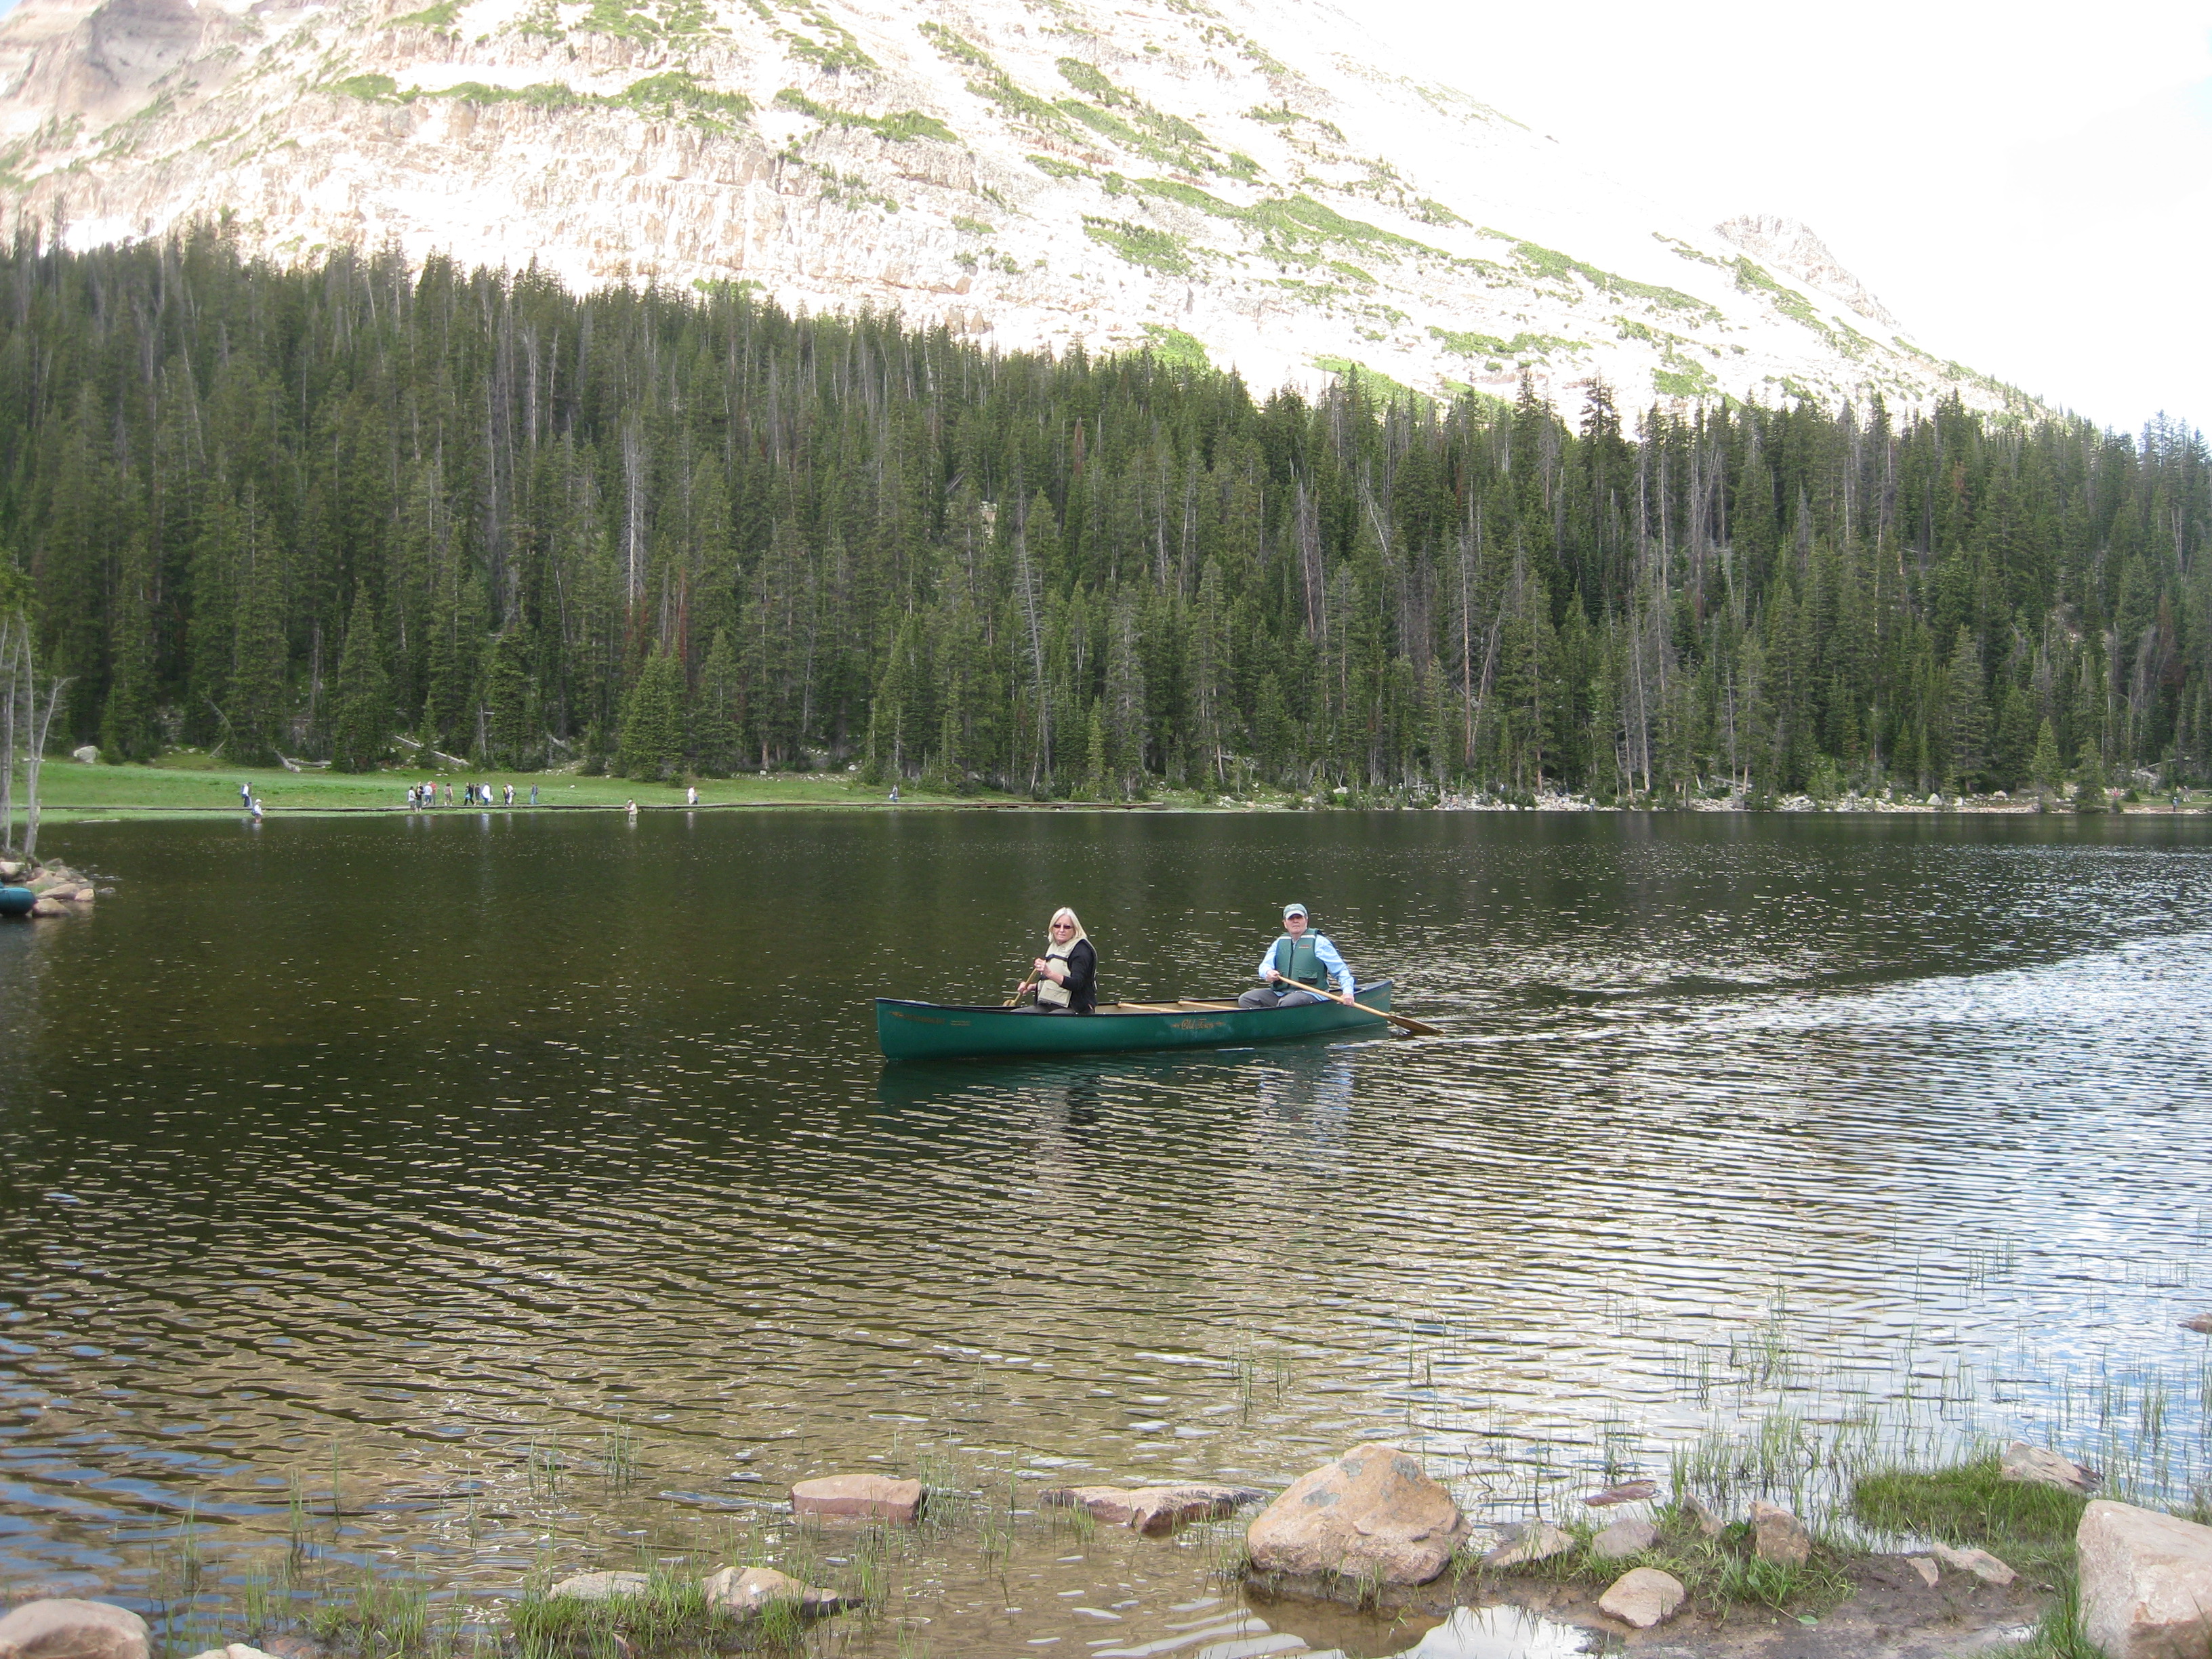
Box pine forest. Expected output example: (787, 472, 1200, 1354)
(7, 231, 2211, 805)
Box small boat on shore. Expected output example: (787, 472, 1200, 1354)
(875, 982, 1395, 1061)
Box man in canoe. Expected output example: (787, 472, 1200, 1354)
(1019, 907, 1097, 1014)
(1238, 902, 1355, 1009)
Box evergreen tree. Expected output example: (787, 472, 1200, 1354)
(618, 650, 687, 780)
(329, 586, 391, 772)
(2030, 716, 2062, 800)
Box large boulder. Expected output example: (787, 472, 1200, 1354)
(1245, 1443, 1469, 1586)
(699, 1567, 851, 1618)
(2078, 1500, 2212, 1659)
(0, 1600, 151, 1659)
(790, 1474, 923, 1522)
(1598, 1567, 1685, 1629)
(1040, 1483, 1263, 1536)
(2005, 1441, 2097, 1494)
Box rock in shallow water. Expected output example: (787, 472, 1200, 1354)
(547, 1572, 650, 1601)
(2078, 1499, 2212, 1659)
(1245, 1442, 1468, 1586)
(1040, 1483, 1263, 1535)
(1750, 1500, 1810, 1565)
(699, 1567, 850, 1617)
(0, 1600, 151, 1659)
(185, 1645, 283, 1659)
(1582, 1480, 1658, 1507)
(790, 1473, 923, 1521)
(1598, 1566, 1685, 1628)
(1481, 1521, 1574, 1568)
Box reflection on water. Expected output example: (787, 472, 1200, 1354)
(3, 811, 2212, 1654)
(1395, 1607, 1594, 1659)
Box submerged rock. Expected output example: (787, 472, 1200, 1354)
(1582, 1480, 1658, 1508)
(1041, 1483, 1263, 1536)
(1590, 1517, 1657, 1560)
(1245, 1442, 1469, 1586)
(1598, 1566, 1684, 1628)
(699, 1567, 851, 1618)
(1749, 1500, 1810, 1565)
(1481, 1521, 1575, 1568)
(547, 1572, 650, 1600)
(0, 1599, 151, 1659)
(790, 1473, 924, 1521)
(2003, 1440, 2098, 1494)
(2079, 1499, 2212, 1659)
(1930, 1540, 2017, 1586)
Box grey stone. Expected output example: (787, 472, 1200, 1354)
(2181, 1314, 2212, 1335)
(70, 747, 98, 764)
(2003, 1440, 2098, 1494)
(0, 1600, 151, 1659)
(1598, 1567, 1685, 1628)
(547, 1572, 649, 1601)
(2078, 1499, 2212, 1659)
(1931, 1541, 2016, 1586)
(698, 1567, 851, 1618)
(1590, 1517, 1658, 1560)
(1749, 1500, 1810, 1565)
(1480, 1520, 1574, 1568)
(1675, 1492, 1725, 1538)
(184, 1646, 282, 1659)
(1245, 1442, 1469, 1586)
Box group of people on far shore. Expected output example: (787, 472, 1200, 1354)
(407, 781, 540, 810)
(1011, 901, 1356, 1015)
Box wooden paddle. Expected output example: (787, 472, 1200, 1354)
(1003, 970, 1039, 1008)
(1332, 989, 1443, 1036)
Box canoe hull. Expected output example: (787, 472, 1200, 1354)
(876, 983, 1394, 1061)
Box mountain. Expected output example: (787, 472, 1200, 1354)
(0, 0, 2028, 411)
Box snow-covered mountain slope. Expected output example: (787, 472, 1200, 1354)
(0, 0, 2030, 411)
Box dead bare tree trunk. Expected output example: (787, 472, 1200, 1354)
(22, 668, 68, 860)
(0, 613, 18, 852)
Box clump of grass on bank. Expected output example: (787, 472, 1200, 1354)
(1849, 1452, 2086, 1559)
(1446, 1499, 1854, 1618)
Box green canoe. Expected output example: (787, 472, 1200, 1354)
(875, 982, 1394, 1061)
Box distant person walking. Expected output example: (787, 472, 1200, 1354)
(504, 783, 514, 807)
(529, 784, 539, 806)
(1238, 903, 1355, 1009)
(687, 785, 699, 806)
(240, 781, 252, 812)
(443, 781, 454, 806)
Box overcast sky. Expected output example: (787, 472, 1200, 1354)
(1359, 0, 2212, 436)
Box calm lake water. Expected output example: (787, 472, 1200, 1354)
(5, 808, 2212, 1658)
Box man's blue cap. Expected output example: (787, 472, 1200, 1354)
(1283, 902, 1308, 918)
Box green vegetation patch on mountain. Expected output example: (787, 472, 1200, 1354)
(1141, 324, 1210, 369)
(774, 89, 956, 144)
(1082, 216, 1191, 274)
(918, 23, 1069, 136)
(337, 70, 750, 127)
(1732, 256, 1835, 342)
(1428, 323, 1580, 364)
(1130, 180, 1443, 268)
(1504, 238, 1719, 321)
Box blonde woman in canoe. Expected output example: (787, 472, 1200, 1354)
(1019, 907, 1098, 1014)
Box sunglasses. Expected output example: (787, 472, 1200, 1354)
(1051, 921, 1076, 930)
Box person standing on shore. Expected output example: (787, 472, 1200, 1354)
(529, 784, 539, 806)
(241, 781, 251, 812)
(1237, 903, 1355, 1008)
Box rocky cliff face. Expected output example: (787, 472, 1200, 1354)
(0, 0, 2025, 410)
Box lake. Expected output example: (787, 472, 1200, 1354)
(3, 807, 2210, 1658)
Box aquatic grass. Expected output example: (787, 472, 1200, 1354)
(306, 1571, 432, 1652)
(1459, 1509, 1853, 1617)
(1849, 1453, 2087, 1553)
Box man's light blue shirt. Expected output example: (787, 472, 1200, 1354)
(1257, 932, 1354, 997)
